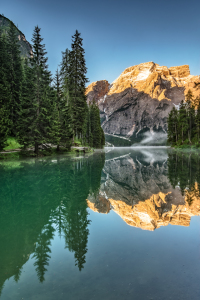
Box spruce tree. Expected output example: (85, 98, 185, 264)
(88, 100, 105, 148)
(0, 29, 11, 149)
(53, 68, 72, 150)
(18, 26, 54, 155)
(7, 22, 23, 136)
(195, 97, 200, 143)
(167, 107, 178, 144)
(17, 59, 36, 148)
(68, 30, 88, 142)
(87, 102, 93, 146)
(186, 89, 195, 143)
(60, 48, 70, 99)
(178, 100, 188, 144)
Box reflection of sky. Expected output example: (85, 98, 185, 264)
(2, 211, 200, 300)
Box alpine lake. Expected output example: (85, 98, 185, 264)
(0, 147, 200, 300)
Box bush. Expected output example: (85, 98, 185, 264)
(3, 137, 22, 151)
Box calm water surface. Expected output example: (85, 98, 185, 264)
(0, 148, 200, 300)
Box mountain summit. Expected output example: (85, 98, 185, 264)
(86, 62, 200, 145)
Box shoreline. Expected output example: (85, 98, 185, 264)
(0, 146, 95, 160)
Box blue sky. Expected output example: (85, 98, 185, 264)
(1, 0, 200, 84)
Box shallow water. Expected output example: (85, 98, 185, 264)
(0, 148, 200, 300)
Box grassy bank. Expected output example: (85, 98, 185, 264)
(0, 138, 94, 160)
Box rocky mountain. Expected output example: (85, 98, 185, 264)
(87, 150, 200, 230)
(0, 14, 32, 58)
(86, 62, 200, 145)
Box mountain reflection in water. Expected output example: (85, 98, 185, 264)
(87, 149, 200, 230)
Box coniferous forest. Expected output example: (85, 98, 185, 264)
(0, 22, 105, 154)
(167, 89, 200, 147)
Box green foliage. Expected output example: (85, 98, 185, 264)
(0, 21, 103, 153)
(52, 68, 73, 150)
(167, 151, 200, 198)
(87, 100, 105, 148)
(7, 22, 23, 135)
(68, 30, 88, 139)
(3, 137, 22, 151)
(0, 29, 11, 149)
(167, 90, 200, 147)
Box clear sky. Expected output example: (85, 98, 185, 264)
(1, 0, 200, 84)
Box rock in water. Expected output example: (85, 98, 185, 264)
(86, 62, 200, 146)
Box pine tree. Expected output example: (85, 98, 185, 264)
(87, 102, 93, 146)
(7, 22, 23, 136)
(88, 100, 105, 148)
(68, 30, 88, 141)
(178, 100, 188, 144)
(185, 89, 195, 143)
(18, 26, 54, 155)
(167, 107, 178, 144)
(0, 29, 11, 149)
(17, 59, 36, 148)
(60, 48, 70, 100)
(194, 96, 200, 143)
(52, 68, 72, 150)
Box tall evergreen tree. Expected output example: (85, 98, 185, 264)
(7, 22, 23, 136)
(31, 25, 54, 154)
(52, 68, 72, 150)
(88, 100, 104, 148)
(178, 100, 188, 144)
(18, 26, 54, 154)
(185, 89, 195, 143)
(167, 107, 178, 144)
(68, 30, 88, 141)
(0, 29, 11, 150)
(17, 59, 36, 148)
(60, 48, 70, 101)
(195, 97, 200, 142)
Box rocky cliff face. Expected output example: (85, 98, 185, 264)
(87, 151, 200, 230)
(0, 14, 32, 58)
(86, 62, 200, 145)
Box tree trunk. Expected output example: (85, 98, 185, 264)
(35, 141, 39, 156)
(175, 124, 177, 143)
(182, 126, 183, 144)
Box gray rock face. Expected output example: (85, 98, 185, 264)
(0, 14, 32, 58)
(102, 150, 173, 205)
(86, 62, 199, 145)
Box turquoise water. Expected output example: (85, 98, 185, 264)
(0, 148, 200, 300)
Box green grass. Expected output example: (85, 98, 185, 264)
(3, 137, 22, 151)
(73, 138, 82, 146)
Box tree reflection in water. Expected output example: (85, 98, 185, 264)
(0, 152, 105, 290)
(1, 149, 200, 292)
(167, 151, 200, 205)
